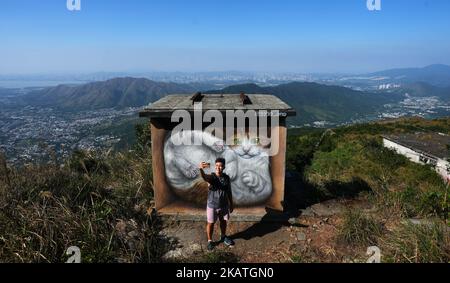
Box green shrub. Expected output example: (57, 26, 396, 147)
(202, 250, 240, 263)
(338, 210, 384, 246)
(290, 254, 303, 263)
(383, 220, 450, 263)
(286, 133, 322, 172)
(383, 185, 449, 219)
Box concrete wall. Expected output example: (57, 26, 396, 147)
(383, 138, 421, 163)
(383, 137, 450, 181)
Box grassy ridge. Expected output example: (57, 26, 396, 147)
(287, 117, 450, 220)
(287, 117, 449, 262)
(0, 125, 172, 263)
(0, 117, 449, 262)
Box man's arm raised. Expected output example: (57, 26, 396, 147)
(198, 162, 214, 184)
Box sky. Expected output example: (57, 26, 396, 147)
(1, 0, 450, 74)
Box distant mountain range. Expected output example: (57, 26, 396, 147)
(18, 63, 450, 125)
(26, 77, 197, 110)
(368, 64, 450, 87)
(23, 77, 403, 124)
(389, 82, 450, 100)
(205, 82, 400, 125)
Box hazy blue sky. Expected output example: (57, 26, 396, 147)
(1, 0, 449, 74)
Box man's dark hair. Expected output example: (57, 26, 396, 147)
(215, 157, 226, 165)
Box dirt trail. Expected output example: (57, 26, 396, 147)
(160, 198, 374, 263)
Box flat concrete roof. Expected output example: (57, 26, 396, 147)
(383, 132, 450, 160)
(139, 93, 296, 118)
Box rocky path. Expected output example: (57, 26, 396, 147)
(160, 198, 375, 263)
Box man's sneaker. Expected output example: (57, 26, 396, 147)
(221, 236, 235, 246)
(207, 241, 215, 251)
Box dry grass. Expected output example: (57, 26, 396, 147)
(381, 220, 450, 263)
(338, 209, 384, 246)
(0, 148, 172, 263)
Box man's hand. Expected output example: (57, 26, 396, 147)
(198, 162, 213, 183)
(199, 162, 210, 169)
(229, 204, 234, 214)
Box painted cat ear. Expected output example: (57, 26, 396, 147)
(258, 136, 272, 148)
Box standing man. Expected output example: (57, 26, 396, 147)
(199, 158, 235, 251)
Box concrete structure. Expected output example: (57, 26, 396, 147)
(382, 132, 450, 182)
(139, 93, 296, 219)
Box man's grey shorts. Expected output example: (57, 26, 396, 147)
(206, 206, 230, 224)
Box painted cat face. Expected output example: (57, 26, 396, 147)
(231, 134, 270, 159)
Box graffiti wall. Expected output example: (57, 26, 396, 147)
(163, 130, 273, 207)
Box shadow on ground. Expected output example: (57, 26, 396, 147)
(284, 170, 372, 216)
(230, 171, 373, 242)
(230, 207, 308, 241)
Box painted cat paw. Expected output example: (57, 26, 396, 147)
(225, 163, 238, 180)
(185, 166, 200, 179)
(211, 141, 225, 152)
(242, 171, 260, 188)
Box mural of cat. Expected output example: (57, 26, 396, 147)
(226, 136, 272, 206)
(163, 130, 225, 187)
(163, 130, 273, 207)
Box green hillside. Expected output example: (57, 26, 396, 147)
(207, 82, 400, 125)
(368, 64, 450, 87)
(1, 116, 448, 262)
(287, 117, 450, 219)
(26, 77, 196, 110)
(387, 82, 450, 101)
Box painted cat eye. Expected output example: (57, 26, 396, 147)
(251, 138, 260, 145)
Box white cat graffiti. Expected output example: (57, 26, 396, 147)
(163, 130, 272, 206)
